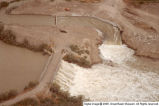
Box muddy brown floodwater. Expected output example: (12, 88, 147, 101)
(0, 41, 48, 93)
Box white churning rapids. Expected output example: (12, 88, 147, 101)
(54, 44, 159, 101)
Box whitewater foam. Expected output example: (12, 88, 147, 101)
(99, 44, 135, 64)
(54, 44, 159, 101)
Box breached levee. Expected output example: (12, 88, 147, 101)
(0, 1, 158, 102)
(54, 17, 159, 101)
(54, 44, 159, 101)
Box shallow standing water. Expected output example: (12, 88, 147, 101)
(0, 41, 48, 93)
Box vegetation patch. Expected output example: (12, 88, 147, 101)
(0, 90, 18, 103)
(24, 81, 39, 91)
(65, 0, 101, 3)
(70, 44, 89, 55)
(125, 0, 159, 6)
(12, 98, 39, 106)
(0, 81, 38, 103)
(63, 53, 91, 68)
(13, 83, 83, 106)
(0, 22, 4, 33)
(0, 23, 52, 55)
(0, 1, 9, 9)
(134, 0, 159, 2)
(49, 83, 83, 106)
(0, 0, 25, 10)
(10, 0, 22, 3)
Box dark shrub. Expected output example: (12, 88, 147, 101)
(0, 29, 16, 45)
(50, 83, 61, 94)
(70, 45, 80, 53)
(39, 97, 55, 106)
(63, 53, 91, 68)
(12, 98, 39, 106)
(21, 39, 29, 47)
(0, 22, 4, 34)
(0, 1, 9, 9)
(79, 57, 90, 67)
(13, 83, 83, 106)
(50, 83, 83, 106)
(24, 81, 39, 90)
(7, 90, 18, 98)
(38, 43, 51, 51)
(0, 89, 18, 103)
(70, 44, 89, 55)
(65, 0, 72, 1)
(0, 28, 51, 54)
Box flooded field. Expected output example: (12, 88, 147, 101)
(0, 41, 48, 93)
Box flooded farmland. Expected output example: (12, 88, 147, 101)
(0, 41, 48, 93)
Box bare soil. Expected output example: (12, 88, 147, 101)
(8, 0, 159, 59)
